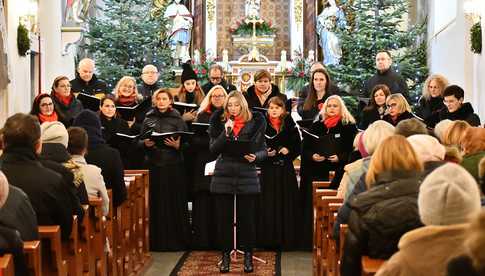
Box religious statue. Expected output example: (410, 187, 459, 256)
(64, 0, 93, 25)
(164, 0, 193, 65)
(316, 0, 346, 66)
(245, 0, 261, 18)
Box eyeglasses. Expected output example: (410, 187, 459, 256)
(40, 103, 53, 107)
(58, 84, 71, 89)
(143, 71, 158, 75)
(387, 103, 398, 108)
(210, 77, 222, 81)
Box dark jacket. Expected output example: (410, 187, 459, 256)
(137, 82, 161, 99)
(359, 106, 385, 130)
(362, 68, 409, 99)
(70, 73, 108, 95)
(140, 108, 188, 167)
(244, 84, 287, 109)
(209, 109, 267, 194)
(52, 95, 84, 127)
(341, 170, 423, 276)
(0, 186, 38, 241)
(428, 102, 481, 128)
(201, 79, 237, 94)
(0, 147, 74, 240)
(415, 96, 446, 122)
(264, 114, 301, 164)
(383, 110, 415, 126)
(447, 255, 485, 276)
(0, 224, 29, 276)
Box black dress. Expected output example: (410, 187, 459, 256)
(256, 115, 301, 250)
(190, 110, 219, 249)
(299, 118, 357, 249)
(141, 108, 190, 251)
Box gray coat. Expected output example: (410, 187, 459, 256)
(209, 109, 267, 194)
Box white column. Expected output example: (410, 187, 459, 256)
(38, 0, 63, 92)
(290, 0, 304, 55)
(205, 0, 217, 59)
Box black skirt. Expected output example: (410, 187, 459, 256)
(149, 164, 190, 251)
(256, 159, 299, 250)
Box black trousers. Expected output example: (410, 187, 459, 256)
(214, 194, 257, 251)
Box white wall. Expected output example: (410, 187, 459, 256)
(428, 0, 485, 122)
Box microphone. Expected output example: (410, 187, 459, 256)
(226, 115, 235, 136)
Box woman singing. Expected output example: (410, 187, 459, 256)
(208, 91, 267, 273)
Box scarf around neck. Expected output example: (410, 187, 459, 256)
(38, 111, 59, 124)
(268, 116, 282, 132)
(324, 115, 341, 129)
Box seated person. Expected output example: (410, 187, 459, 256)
(394, 118, 428, 138)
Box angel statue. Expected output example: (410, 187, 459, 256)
(316, 0, 346, 65)
(245, 0, 261, 18)
(164, 0, 193, 65)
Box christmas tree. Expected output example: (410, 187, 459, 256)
(83, 0, 175, 89)
(328, 0, 428, 106)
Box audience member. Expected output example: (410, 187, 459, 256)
(30, 93, 62, 124)
(383, 93, 414, 126)
(394, 118, 428, 137)
(460, 127, 485, 182)
(358, 84, 391, 129)
(433, 119, 453, 143)
(415, 74, 448, 122)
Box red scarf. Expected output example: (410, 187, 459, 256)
(232, 116, 245, 137)
(324, 115, 341, 129)
(268, 116, 282, 132)
(55, 93, 73, 106)
(38, 111, 58, 124)
(204, 105, 213, 114)
(117, 94, 137, 106)
(317, 102, 325, 111)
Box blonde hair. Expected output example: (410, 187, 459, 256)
(198, 85, 228, 114)
(363, 120, 395, 155)
(465, 211, 485, 272)
(365, 135, 423, 187)
(319, 95, 356, 125)
(422, 74, 449, 100)
(386, 93, 411, 114)
(434, 119, 453, 143)
(113, 76, 140, 101)
(223, 91, 252, 122)
(461, 127, 485, 155)
(442, 120, 471, 147)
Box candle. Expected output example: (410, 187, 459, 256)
(193, 50, 201, 64)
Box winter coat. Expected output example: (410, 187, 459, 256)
(362, 68, 409, 99)
(263, 114, 301, 164)
(383, 110, 415, 126)
(201, 79, 237, 94)
(427, 102, 481, 128)
(461, 151, 485, 183)
(137, 82, 161, 99)
(0, 185, 38, 241)
(244, 84, 287, 109)
(359, 106, 385, 130)
(376, 224, 469, 276)
(0, 147, 74, 240)
(140, 108, 188, 167)
(341, 170, 423, 276)
(415, 96, 446, 122)
(0, 224, 29, 276)
(70, 73, 108, 95)
(52, 95, 84, 127)
(209, 109, 267, 194)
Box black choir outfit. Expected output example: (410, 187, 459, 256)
(141, 107, 190, 251)
(256, 114, 301, 250)
(383, 110, 415, 126)
(298, 97, 328, 120)
(415, 96, 445, 123)
(426, 102, 481, 128)
(208, 109, 267, 252)
(299, 117, 357, 249)
(190, 109, 219, 249)
(358, 105, 386, 130)
(244, 84, 287, 109)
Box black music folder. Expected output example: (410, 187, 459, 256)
(149, 131, 194, 147)
(300, 128, 341, 157)
(223, 140, 254, 157)
(116, 97, 152, 121)
(173, 102, 198, 114)
(190, 122, 210, 134)
(77, 93, 101, 112)
(296, 119, 315, 129)
(265, 132, 283, 150)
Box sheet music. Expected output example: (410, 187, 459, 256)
(204, 160, 217, 176)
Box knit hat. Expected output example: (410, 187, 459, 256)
(72, 110, 106, 148)
(0, 171, 9, 209)
(40, 121, 69, 148)
(419, 163, 481, 226)
(181, 62, 197, 83)
(407, 134, 446, 162)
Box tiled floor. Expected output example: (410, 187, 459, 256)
(145, 251, 312, 275)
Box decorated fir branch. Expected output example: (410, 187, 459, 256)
(229, 16, 277, 37)
(470, 21, 482, 54)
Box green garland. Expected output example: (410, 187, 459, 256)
(230, 17, 276, 37)
(17, 24, 30, 56)
(470, 21, 482, 54)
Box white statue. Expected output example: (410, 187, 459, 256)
(164, 0, 193, 65)
(316, 0, 346, 65)
(245, 0, 261, 18)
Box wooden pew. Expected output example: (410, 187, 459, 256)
(23, 240, 41, 276)
(361, 256, 386, 276)
(325, 202, 343, 276)
(88, 196, 107, 276)
(38, 225, 68, 276)
(123, 174, 144, 272)
(79, 204, 96, 276)
(0, 254, 14, 276)
(119, 177, 135, 275)
(105, 189, 121, 276)
(338, 224, 348, 275)
(61, 215, 83, 276)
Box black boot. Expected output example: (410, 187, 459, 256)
(220, 251, 230, 273)
(244, 251, 254, 273)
